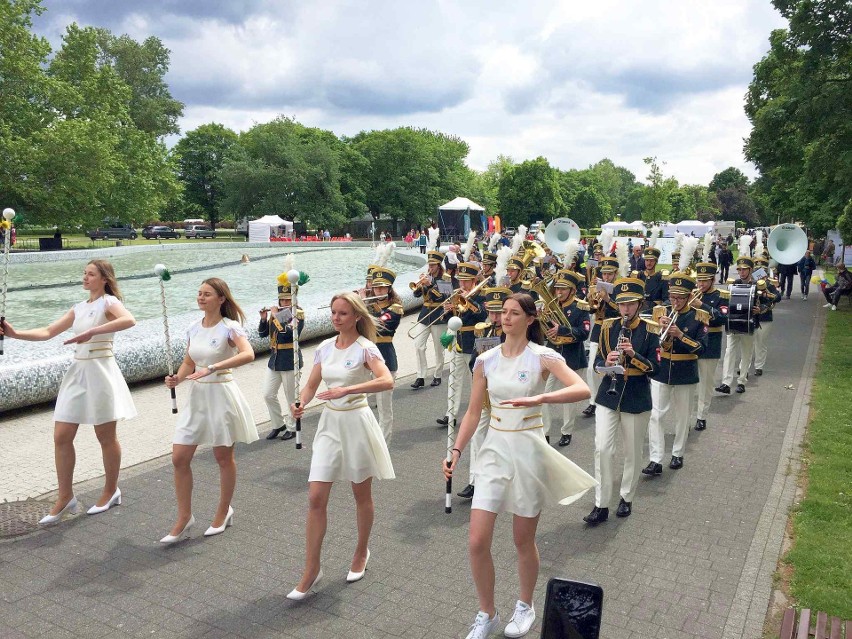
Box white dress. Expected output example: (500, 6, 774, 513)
(472, 342, 597, 517)
(173, 319, 258, 446)
(54, 295, 137, 425)
(308, 336, 395, 483)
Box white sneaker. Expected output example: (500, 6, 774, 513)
(504, 600, 536, 638)
(466, 611, 500, 639)
(823, 303, 832, 308)
(803, 295, 807, 300)
(831, 305, 837, 311)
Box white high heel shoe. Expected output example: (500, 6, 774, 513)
(86, 488, 122, 515)
(203, 506, 234, 537)
(346, 549, 370, 583)
(286, 569, 323, 600)
(159, 515, 195, 545)
(39, 497, 79, 526)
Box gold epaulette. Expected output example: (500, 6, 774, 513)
(694, 308, 710, 325)
(576, 299, 591, 312)
(602, 317, 619, 330)
(661, 269, 671, 280)
(389, 303, 403, 314)
(641, 318, 661, 334)
(718, 289, 731, 299)
(652, 305, 668, 323)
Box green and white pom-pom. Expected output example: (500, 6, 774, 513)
(287, 269, 310, 286)
(154, 264, 171, 281)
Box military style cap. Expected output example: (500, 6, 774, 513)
(456, 262, 480, 281)
(736, 255, 755, 269)
(507, 257, 525, 271)
(643, 247, 661, 260)
(554, 269, 583, 289)
(592, 243, 604, 254)
(276, 272, 294, 299)
(754, 255, 769, 266)
(598, 256, 619, 274)
(613, 277, 645, 303)
(371, 267, 396, 287)
(667, 272, 697, 295)
(695, 262, 717, 280)
(427, 250, 444, 265)
(483, 286, 511, 311)
(482, 251, 497, 266)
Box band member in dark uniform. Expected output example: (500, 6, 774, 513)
(716, 255, 758, 394)
(259, 275, 305, 441)
(480, 252, 497, 286)
(543, 270, 591, 447)
(438, 263, 488, 428)
(411, 250, 449, 389)
(506, 256, 527, 294)
(643, 274, 707, 475)
(368, 266, 403, 443)
(582, 256, 620, 419)
(692, 262, 728, 431)
(639, 247, 669, 312)
(584, 277, 660, 524)
(751, 255, 782, 376)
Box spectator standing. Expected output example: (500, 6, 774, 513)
(717, 244, 733, 283)
(797, 250, 816, 300)
(418, 230, 427, 254)
(823, 239, 836, 265)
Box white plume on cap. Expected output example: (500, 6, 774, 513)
(373, 242, 395, 267)
(755, 230, 765, 258)
(615, 239, 629, 277)
(701, 232, 713, 262)
(597, 228, 614, 256)
(462, 230, 477, 261)
(495, 245, 513, 285)
(673, 232, 684, 257)
(487, 233, 502, 252)
(648, 226, 661, 249)
(427, 227, 440, 251)
(738, 234, 753, 259)
(537, 230, 546, 245)
(512, 225, 528, 253)
(679, 236, 699, 272)
(562, 239, 580, 270)
(283, 253, 295, 273)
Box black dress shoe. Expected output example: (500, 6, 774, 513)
(669, 456, 683, 469)
(430, 377, 442, 387)
(582, 405, 596, 418)
(583, 506, 609, 525)
(615, 498, 631, 518)
(558, 434, 572, 447)
(641, 462, 663, 476)
(715, 384, 731, 394)
(755, 368, 763, 376)
(545, 435, 550, 444)
(436, 416, 449, 426)
(694, 419, 707, 431)
(266, 427, 284, 440)
(410, 378, 425, 390)
(280, 430, 296, 441)
(736, 383, 746, 393)
(457, 484, 475, 499)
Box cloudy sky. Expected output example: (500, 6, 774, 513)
(33, 0, 787, 185)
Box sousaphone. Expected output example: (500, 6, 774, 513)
(543, 218, 581, 254)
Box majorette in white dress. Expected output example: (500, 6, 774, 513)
(54, 295, 137, 425)
(308, 336, 395, 483)
(472, 342, 597, 517)
(173, 318, 258, 447)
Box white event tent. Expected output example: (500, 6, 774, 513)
(601, 221, 645, 233)
(248, 215, 293, 242)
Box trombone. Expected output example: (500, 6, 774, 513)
(406, 277, 490, 339)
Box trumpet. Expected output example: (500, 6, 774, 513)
(658, 289, 701, 341)
(409, 274, 433, 291)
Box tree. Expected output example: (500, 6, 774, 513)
(836, 200, 852, 262)
(640, 157, 676, 222)
(587, 159, 639, 217)
(468, 155, 514, 218)
(622, 186, 645, 222)
(174, 123, 238, 228)
(709, 167, 750, 193)
(715, 187, 759, 226)
(498, 157, 561, 228)
(556, 169, 610, 228)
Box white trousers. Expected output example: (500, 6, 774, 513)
(595, 406, 649, 507)
(469, 407, 491, 485)
(445, 349, 470, 420)
(263, 368, 296, 431)
(376, 371, 397, 444)
(586, 342, 601, 406)
(414, 322, 446, 379)
(543, 370, 585, 437)
(696, 358, 719, 420)
(648, 382, 694, 461)
(722, 332, 754, 387)
(753, 322, 772, 370)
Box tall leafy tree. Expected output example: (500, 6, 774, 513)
(640, 157, 676, 222)
(498, 157, 561, 228)
(709, 167, 750, 193)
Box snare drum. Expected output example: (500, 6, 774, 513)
(727, 284, 759, 334)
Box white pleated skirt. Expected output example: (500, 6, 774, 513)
(173, 380, 258, 446)
(54, 358, 137, 425)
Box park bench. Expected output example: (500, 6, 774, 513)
(779, 608, 850, 639)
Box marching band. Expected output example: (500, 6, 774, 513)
(0, 220, 802, 639)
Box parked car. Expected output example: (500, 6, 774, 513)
(87, 225, 138, 240)
(502, 227, 517, 238)
(142, 225, 181, 239)
(185, 224, 216, 239)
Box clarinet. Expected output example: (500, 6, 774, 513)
(606, 317, 632, 395)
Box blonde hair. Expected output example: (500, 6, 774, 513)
(330, 291, 379, 343)
(201, 277, 246, 324)
(88, 259, 123, 301)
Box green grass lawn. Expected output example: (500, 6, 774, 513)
(783, 295, 852, 618)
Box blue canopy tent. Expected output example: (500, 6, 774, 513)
(437, 197, 486, 241)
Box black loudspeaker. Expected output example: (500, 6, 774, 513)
(540, 578, 604, 639)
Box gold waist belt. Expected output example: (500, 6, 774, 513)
(196, 369, 234, 383)
(376, 336, 394, 343)
(660, 352, 698, 361)
(326, 401, 369, 412)
(708, 327, 723, 333)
